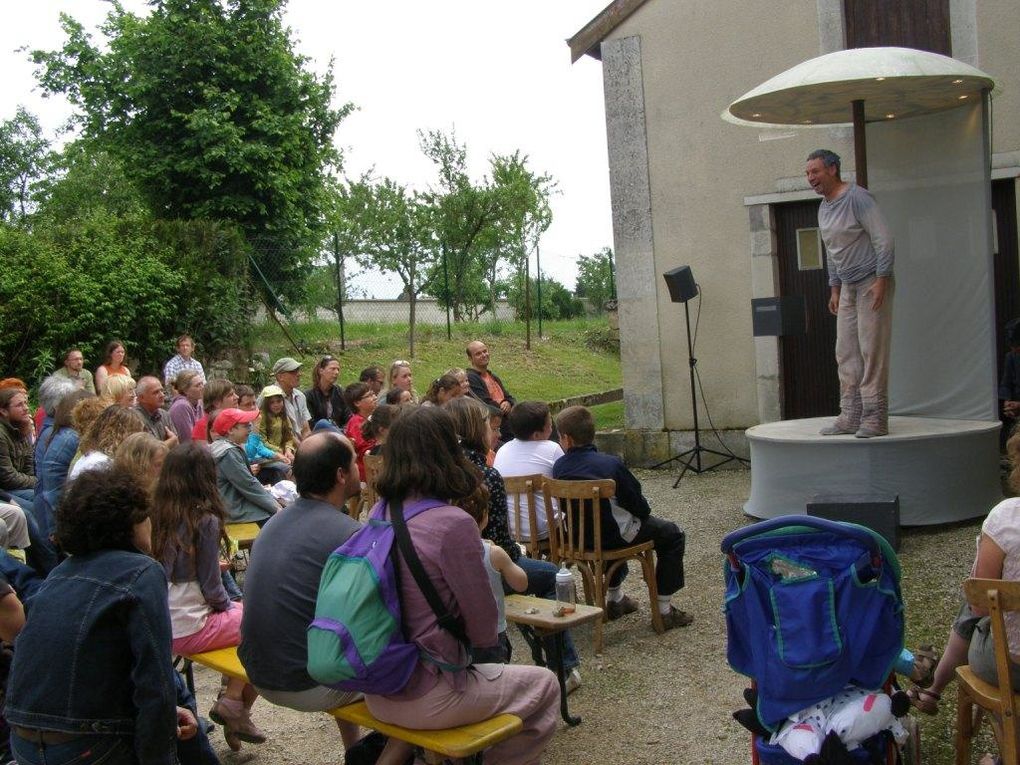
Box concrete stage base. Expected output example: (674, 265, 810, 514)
(744, 416, 1002, 525)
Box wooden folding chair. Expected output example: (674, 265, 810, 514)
(542, 477, 664, 653)
(502, 474, 549, 559)
(360, 453, 384, 517)
(955, 577, 1020, 765)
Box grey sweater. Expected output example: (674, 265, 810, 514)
(819, 183, 894, 287)
(209, 438, 277, 523)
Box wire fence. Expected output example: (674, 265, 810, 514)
(248, 241, 612, 356)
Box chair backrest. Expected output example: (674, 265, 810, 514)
(361, 453, 383, 514)
(542, 477, 616, 564)
(503, 474, 545, 557)
(964, 577, 1020, 744)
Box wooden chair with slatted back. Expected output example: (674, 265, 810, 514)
(360, 453, 384, 518)
(502, 474, 549, 559)
(541, 477, 664, 653)
(956, 578, 1020, 765)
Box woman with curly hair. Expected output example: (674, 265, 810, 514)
(152, 443, 266, 750)
(113, 432, 169, 497)
(93, 339, 133, 394)
(366, 406, 558, 763)
(6, 467, 189, 764)
(69, 405, 145, 481)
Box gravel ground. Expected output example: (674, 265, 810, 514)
(194, 467, 987, 765)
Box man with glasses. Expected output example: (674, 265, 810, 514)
(53, 348, 95, 394)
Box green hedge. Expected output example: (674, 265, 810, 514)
(0, 214, 252, 384)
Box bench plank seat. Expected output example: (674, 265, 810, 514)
(182, 647, 522, 760)
(224, 522, 260, 548)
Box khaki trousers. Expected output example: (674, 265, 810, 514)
(834, 275, 894, 428)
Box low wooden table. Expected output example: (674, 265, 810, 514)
(504, 594, 603, 726)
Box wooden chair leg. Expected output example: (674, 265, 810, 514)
(640, 551, 665, 635)
(954, 690, 972, 765)
(591, 563, 605, 655)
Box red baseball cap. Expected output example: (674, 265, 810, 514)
(212, 408, 259, 436)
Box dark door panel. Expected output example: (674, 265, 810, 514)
(774, 200, 838, 419)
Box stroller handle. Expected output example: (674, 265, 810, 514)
(720, 514, 885, 561)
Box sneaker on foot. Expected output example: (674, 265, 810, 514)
(661, 606, 694, 630)
(565, 668, 582, 695)
(606, 595, 639, 621)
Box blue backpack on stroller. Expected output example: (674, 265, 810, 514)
(721, 516, 907, 764)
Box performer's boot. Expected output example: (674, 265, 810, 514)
(856, 395, 888, 438)
(820, 390, 862, 436)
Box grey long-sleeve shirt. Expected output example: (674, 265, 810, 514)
(818, 183, 894, 287)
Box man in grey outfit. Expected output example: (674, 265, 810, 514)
(807, 149, 895, 438)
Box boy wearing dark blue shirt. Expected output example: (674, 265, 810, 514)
(552, 405, 692, 630)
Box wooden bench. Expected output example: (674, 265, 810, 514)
(181, 646, 523, 764)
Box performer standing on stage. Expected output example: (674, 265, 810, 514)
(807, 149, 895, 438)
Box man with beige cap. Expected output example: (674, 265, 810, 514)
(272, 357, 311, 443)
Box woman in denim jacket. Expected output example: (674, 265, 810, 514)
(6, 467, 187, 765)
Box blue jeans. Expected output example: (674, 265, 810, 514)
(514, 556, 580, 671)
(11, 732, 134, 765)
(221, 570, 242, 602)
(173, 670, 220, 765)
(7, 492, 58, 576)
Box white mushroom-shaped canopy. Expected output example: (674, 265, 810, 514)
(724, 46, 996, 127)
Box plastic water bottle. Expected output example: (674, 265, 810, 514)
(555, 565, 575, 614)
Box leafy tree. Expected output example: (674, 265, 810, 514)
(0, 107, 52, 224)
(575, 247, 617, 314)
(489, 151, 555, 304)
(418, 129, 501, 321)
(507, 275, 583, 321)
(33, 147, 146, 224)
(31, 0, 352, 297)
(332, 175, 434, 356)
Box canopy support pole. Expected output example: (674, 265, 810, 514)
(852, 99, 868, 188)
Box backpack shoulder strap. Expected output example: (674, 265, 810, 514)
(389, 499, 470, 648)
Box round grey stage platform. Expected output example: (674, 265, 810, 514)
(744, 416, 1002, 525)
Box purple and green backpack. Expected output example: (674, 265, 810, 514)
(306, 498, 469, 695)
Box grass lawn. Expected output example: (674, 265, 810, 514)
(250, 317, 622, 411)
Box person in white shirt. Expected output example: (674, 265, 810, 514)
(492, 401, 561, 542)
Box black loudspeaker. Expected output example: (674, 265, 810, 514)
(751, 296, 806, 337)
(663, 266, 698, 303)
(807, 493, 901, 551)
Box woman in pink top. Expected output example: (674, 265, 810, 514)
(367, 406, 558, 765)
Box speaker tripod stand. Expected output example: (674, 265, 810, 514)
(652, 298, 748, 488)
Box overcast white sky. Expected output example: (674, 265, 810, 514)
(0, 1, 614, 297)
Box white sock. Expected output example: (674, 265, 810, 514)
(657, 595, 673, 615)
(606, 586, 623, 603)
